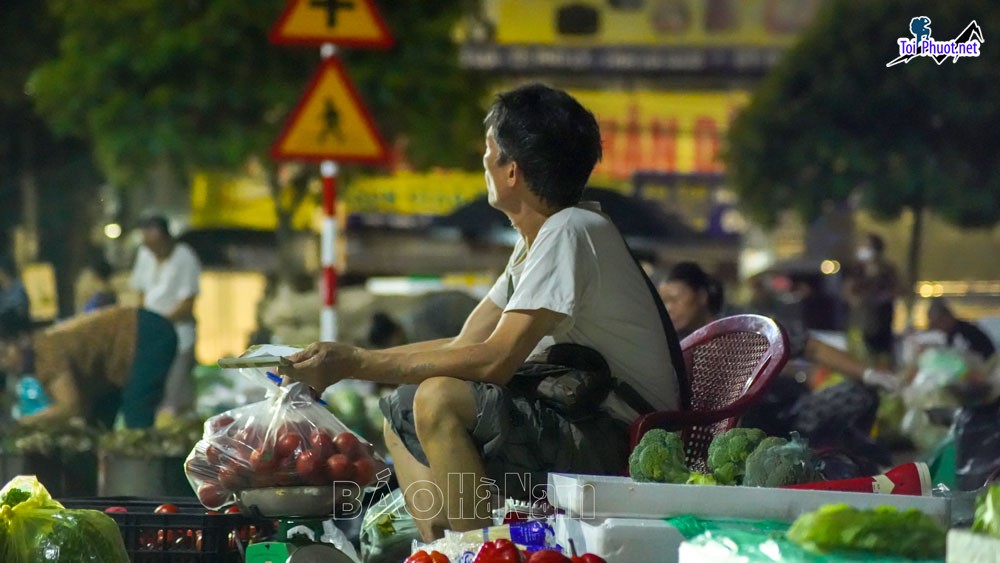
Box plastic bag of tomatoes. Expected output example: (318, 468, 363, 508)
(184, 379, 388, 511)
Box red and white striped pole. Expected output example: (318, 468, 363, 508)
(320, 43, 338, 341)
(320, 159, 338, 341)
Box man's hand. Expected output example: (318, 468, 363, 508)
(281, 342, 363, 390)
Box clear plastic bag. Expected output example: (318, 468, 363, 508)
(360, 488, 420, 563)
(0, 475, 129, 563)
(185, 349, 389, 510)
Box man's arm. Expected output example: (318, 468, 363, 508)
(19, 371, 83, 426)
(381, 295, 503, 354)
(285, 306, 561, 388)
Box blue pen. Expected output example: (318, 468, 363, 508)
(267, 372, 328, 406)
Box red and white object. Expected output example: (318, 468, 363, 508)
(783, 462, 932, 496)
(320, 159, 338, 341)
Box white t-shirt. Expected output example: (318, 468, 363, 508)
(487, 203, 680, 422)
(130, 242, 201, 351)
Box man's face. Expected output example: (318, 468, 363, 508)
(483, 129, 511, 209)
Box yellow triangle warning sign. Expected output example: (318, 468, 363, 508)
(271, 57, 389, 164)
(270, 0, 393, 49)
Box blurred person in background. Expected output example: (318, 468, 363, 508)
(927, 298, 996, 362)
(129, 215, 201, 424)
(0, 307, 176, 428)
(844, 233, 900, 366)
(0, 255, 30, 320)
(76, 250, 118, 314)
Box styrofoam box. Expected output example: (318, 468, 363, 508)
(547, 473, 951, 526)
(947, 529, 1000, 563)
(554, 514, 686, 563)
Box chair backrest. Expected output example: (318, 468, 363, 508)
(631, 314, 790, 473)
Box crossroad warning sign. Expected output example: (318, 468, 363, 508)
(271, 57, 389, 164)
(270, 0, 394, 49)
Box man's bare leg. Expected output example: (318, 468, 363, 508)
(412, 377, 493, 532)
(383, 419, 449, 541)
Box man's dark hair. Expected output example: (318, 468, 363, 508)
(668, 261, 725, 315)
(484, 83, 602, 209)
(139, 215, 171, 237)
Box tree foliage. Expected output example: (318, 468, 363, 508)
(726, 0, 1000, 229)
(29, 0, 490, 190)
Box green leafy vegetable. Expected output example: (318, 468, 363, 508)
(787, 503, 946, 559)
(743, 433, 823, 488)
(1, 488, 30, 508)
(973, 484, 1000, 537)
(685, 472, 719, 486)
(628, 429, 689, 484)
(707, 427, 766, 485)
(25, 510, 129, 563)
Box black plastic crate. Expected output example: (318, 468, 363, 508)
(61, 497, 276, 563)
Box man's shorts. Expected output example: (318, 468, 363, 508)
(380, 376, 628, 500)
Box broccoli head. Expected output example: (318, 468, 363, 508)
(706, 427, 767, 485)
(743, 434, 823, 487)
(628, 429, 689, 483)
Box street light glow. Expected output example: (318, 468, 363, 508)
(104, 223, 122, 239)
(820, 260, 841, 275)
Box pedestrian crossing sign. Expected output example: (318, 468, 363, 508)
(270, 0, 394, 49)
(271, 57, 389, 164)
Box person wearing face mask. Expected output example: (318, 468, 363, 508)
(843, 233, 900, 366)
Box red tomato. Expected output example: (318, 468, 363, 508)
(325, 453, 355, 482)
(296, 449, 324, 483)
(205, 444, 221, 465)
(333, 432, 361, 459)
(235, 426, 262, 449)
(249, 449, 279, 472)
(275, 457, 300, 486)
(154, 503, 179, 514)
(474, 539, 524, 563)
(525, 550, 570, 563)
(218, 465, 245, 490)
(310, 429, 336, 457)
(405, 550, 451, 563)
(275, 433, 303, 458)
(208, 415, 235, 433)
(104, 506, 128, 513)
(353, 457, 375, 487)
(197, 483, 230, 508)
(225, 505, 241, 514)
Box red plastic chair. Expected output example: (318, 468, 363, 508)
(628, 314, 790, 472)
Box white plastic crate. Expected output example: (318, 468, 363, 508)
(547, 473, 950, 526)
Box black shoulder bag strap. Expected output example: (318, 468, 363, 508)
(623, 250, 692, 411)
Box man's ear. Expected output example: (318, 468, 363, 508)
(506, 160, 520, 187)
